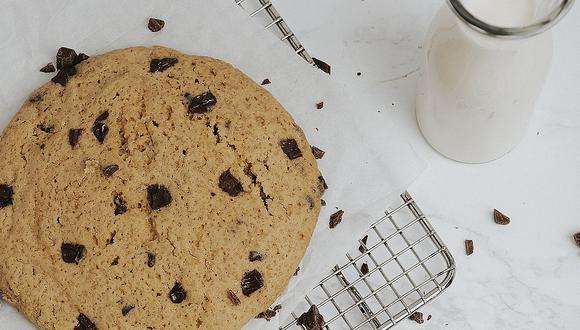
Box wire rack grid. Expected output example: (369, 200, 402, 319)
(236, 2, 456, 329)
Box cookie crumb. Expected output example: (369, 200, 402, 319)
(311, 146, 325, 159)
(465, 239, 474, 256)
(256, 309, 277, 321)
(409, 311, 424, 324)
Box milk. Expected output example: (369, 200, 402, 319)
(416, 0, 553, 163)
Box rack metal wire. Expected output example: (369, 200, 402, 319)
(237, 2, 456, 329)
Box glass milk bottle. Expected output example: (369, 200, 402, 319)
(416, 0, 575, 163)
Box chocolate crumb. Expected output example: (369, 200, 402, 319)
(241, 269, 264, 296)
(359, 235, 368, 253)
(573, 232, 580, 247)
(409, 311, 424, 324)
(273, 304, 282, 311)
(122, 305, 135, 316)
(94, 111, 109, 123)
(148, 18, 165, 32)
(249, 251, 265, 262)
(147, 252, 156, 267)
(493, 209, 510, 225)
(61, 243, 85, 264)
(360, 263, 369, 275)
(150, 57, 178, 73)
(256, 309, 277, 321)
(40, 63, 55, 73)
(294, 267, 300, 276)
(261, 78, 271, 85)
(169, 282, 187, 303)
(297, 305, 325, 330)
(465, 240, 474, 256)
(280, 138, 303, 160)
(318, 175, 328, 194)
(29, 94, 43, 103)
(329, 210, 344, 229)
(312, 57, 331, 74)
(56, 47, 77, 70)
(219, 170, 243, 197)
(102, 164, 119, 177)
(311, 146, 325, 159)
(227, 289, 241, 306)
(147, 184, 172, 210)
(427, 315, 432, 321)
(357, 72, 362, 76)
(320, 199, 326, 206)
(75, 313, 96, 330)
(316, 102, 324, 110)
(0, 184, 14, 208)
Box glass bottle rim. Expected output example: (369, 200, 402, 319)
(447, 0, 575, 39)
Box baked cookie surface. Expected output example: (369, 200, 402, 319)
(0, 46, 322, 329)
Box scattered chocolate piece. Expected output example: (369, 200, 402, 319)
(121, 305, 135, 316)
(113, 194, 127, 215)
(147, 184, 172, 210)
(316, 102, 324, 110)
(75, 53, 90, 64)
(241, 269, 264, 296)
(311, 146, 325, 159)
(75, 313, 96, 330)
(360, 263, 369, 275)
(261, 78, 271, 85)
(249, 251, 265, 262)
(465, 240, 474, 256)
(273, 305, 282, 312)
(318, 175, 328, 194)
(147, 252, 156, 267)
(219, 170, 243, 197)
(0, 184, 14, 208)
(169, 282, 187, 303)
(68, 128, 83, 148)
(294, 267, 300, 276)
(94, 111, 109, 123)
(148, 18, 165, 32)
(493, 209, 510, 225)
(427, 315, 432, 321)
(92, 122, 109, 144)
(56, 47, 77, 70)
(37, 124, 54, 133)
(280, 138, 303, 160)
(40, 63, 55, 73)
(51, 66, 77, 86)
(111, 256, 119, 266)
(29, 94, 43, 103)
(409, 311, 424, 324)
(227, 289, 241, 306)
(573, 232, 580, 247)
(256, 309, 277, 321)
(320, 199, 326, 206)
(329, 210, 344, 229)
(297, 305, 325, 330)
(359, 235, 369, 253)
(244, 165, 257, 185)
(150, 57, 178, 73)
(187, 91, 217, 114)
(312, 57, 331, 74)
(102, 164, 119, 177)
(61, 243, 85, 264)
(357, 72, 362, 76)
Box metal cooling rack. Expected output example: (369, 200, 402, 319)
(237, 2, 456, 329)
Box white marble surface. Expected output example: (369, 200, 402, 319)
(274, 0, 580, 329)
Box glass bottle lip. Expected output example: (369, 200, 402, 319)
(447, 0, 575, 39)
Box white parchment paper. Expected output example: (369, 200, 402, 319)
(0, 0, 425, 328)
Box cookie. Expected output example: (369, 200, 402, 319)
(0, 46, 322, 329)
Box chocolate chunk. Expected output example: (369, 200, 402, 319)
(56, 47, 77, 70)
(316, 102, 324, 110)
(148, 18, 165, 32)
(465, 239, 474, 256)
(37, 124, 54, 133)
(113, 195, 127, 215)
(320, 199, 326, 206)
(51, 66, 77, 86)
(75, 53, 90, 64)
(122, 305, 135, 316)
(409, 311, 424, 324)
(227, 289, 241, 306)
(297, 305, 325, 330)
(187, 91, 217, 114)
(360, 263, 369, 275)
(74, 313, 96, 330)
(280, 138, 302, 160)
(318, 175, 328, 194)
(94, 111, 109, 123)
(261, 78, 271, 85)
(249, 251, 265, 262)
(311, 146, 325, 159)
(219, 170, 243, 197)
(102, 164, 119, 177)
(169, 282, 187, 303)
(61, 243, 85, 264)
(312, 57, 331, 75)
(149, 57, 178, 73)
(241, 269, 263, 296)
(573, 233, 580, 247)
(92, 122, 109, 144)
(68, 129, 83, 148)
(40, 63, 55, 73)
(0, 184, 14, 208)
(147, 252, 156, 267)
(256, 309, 277, 321)
(147, 184, 172, 210)
(493, 209, 510, 225)
(359, 235, 368, 253)
(329, 210, 344, 229)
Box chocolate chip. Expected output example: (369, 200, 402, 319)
(493, 209, 510, 225)
(111, 256, 119, 266)
(94, 111, 109, 123)
(249, 251, 265, 262)
(297, 305, 325, 330)
(219, 170, 243, 197)
(311, 146, 325, 159)
(37, 124, 54, 133)
(360, 263, 369, 275)
(148, 18, 165, 32)
(256, 309, 277, 321)
(359, 235, 368, 253)
(409, 311, 424, 324)
(68, 128, 83, 148)
(280, 138, 302, 160)
(241, 269, 263, 296)
(56, 47, 77, 70)
(227, 289, 240, 306)
(169, 282, 187, 303)
(312, 57, 331, 75)
(147, 252, 156, 267)
(40, 63, 55, 73)
(273, 304, 282, 312)
(122, 305, 135, 316)
(465, 240, 474, 256)
(102, 164, 119, 177)
(113, 194, 127, 215)
(329, 210, 344, 229)
(320, 199, 326, 206)
(92, 122, 109, 144)
(187, 91, 217, 114)
(150, 57, 178, 73)
(51, 66, 77, 86)
(74, 313, 96, 330)
(261, 78, 271, 85)
(294, 267, 300, 276)
(318, 175, 328, 194)
(147, 184, 172, 210)
(0, 184, 14, 208)
(61, 243, 85, 264)
(29, 94, 43, 103)
(316, 102, 324, 110)
(75, 53, 90, 64)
